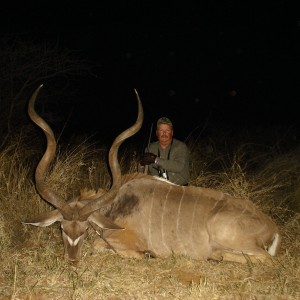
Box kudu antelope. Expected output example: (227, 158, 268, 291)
(24, 85, 280, 264)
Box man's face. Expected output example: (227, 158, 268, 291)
(156, 124, 173, 145)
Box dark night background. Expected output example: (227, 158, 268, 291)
(0, 2, 299, 145)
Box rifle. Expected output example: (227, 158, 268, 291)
(144, 123, 153, 173)
(146, 123, 153, 152)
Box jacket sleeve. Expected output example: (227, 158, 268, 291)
(156, 142, 189, 172)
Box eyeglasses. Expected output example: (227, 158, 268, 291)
(158, 129, 172, 134)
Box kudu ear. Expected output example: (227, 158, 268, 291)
(88, 211, 124, 230)
(22, 209, 63, 227)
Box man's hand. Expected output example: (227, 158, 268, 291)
(140, 152, 157, 166)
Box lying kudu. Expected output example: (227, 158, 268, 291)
(24, 85, 280, 264)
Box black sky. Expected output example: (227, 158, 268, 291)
(1, 2, 299, 142)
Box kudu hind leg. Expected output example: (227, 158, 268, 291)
(215, 248, 273, 264)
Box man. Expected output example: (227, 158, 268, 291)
(138, 117, 190, 186)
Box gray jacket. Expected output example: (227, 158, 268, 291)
(139, 138, 190, 185)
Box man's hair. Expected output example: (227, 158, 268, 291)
(157, 117, 173, 129)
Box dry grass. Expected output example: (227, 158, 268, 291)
(0, 132, 300, 299)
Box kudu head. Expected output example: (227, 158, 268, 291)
(23, 85, 143, 262)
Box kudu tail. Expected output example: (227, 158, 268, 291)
(267, 232, 281, 256)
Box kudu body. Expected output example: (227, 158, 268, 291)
(24, 85, 280, 264)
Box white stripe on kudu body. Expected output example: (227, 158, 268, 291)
(161, 186, 172, 254)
